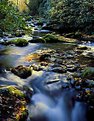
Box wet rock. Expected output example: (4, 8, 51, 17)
(31, 64, 43, 71)
(11, 65, 32, 79)
(40, 62, 48, 66)
(77, 45, 88, 50)
(0, 86, 28, 121)
(67, 64, 78, 72)
(82, 51, 94, 59)
(51, 66, 67, 73)
(23, 85, 33, 103)
(43, 34, 60, 43)
(54, 58, 63, 64)
(30, 36, 45, 43)
(9, 38, 28, 47)
(39, 54, 51, 62)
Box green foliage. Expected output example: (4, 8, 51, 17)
(0, 0, 26, 33)
(10, 38, 28, 46)
(82, 67, 94, 79)
(49, 0, 94, 33)
(28, 0, 43, 15)
(29, 0, 50, 18)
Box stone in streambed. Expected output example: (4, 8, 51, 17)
(77, 45, 88, 50)
(0, 86, 28, 121)
(39, 53, 51, 62)
(11, 65, 32, 79)
(51, 66, 67, 73)
(8, 38, 28, 47)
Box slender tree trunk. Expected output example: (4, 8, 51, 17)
(17, 0, 18, 6)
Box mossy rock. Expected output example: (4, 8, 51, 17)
(43, 34, 59, 43)
(10, 38, 28, 47)
(0, 86, 28, 121)
(11, 65, 32, 79)
(43, 34, 77, 43)
(64, 32, 82, 39)
(82, 67, 94, 79)
(31, 37, 46, 43)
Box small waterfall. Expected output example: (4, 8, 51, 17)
(28, 92, 87, 121)
(72, 102, 87, 121)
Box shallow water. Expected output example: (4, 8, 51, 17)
(0, 39, 94, 121)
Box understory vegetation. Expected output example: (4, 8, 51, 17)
(29, 0, 94, 34)
(0, 0, 94, 35)
(0, 0, 26, 33)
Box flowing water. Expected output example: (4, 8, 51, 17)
(0, 24, 94, 121)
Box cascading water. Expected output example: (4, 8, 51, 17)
(28, 91, 87, 121)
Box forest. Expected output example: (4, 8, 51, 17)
(0, 0, 94, 121)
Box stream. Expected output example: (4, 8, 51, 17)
(0, 22, 94, 121)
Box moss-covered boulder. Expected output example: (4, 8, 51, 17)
(82, 67, 94, 79)
(31, 37, 46, 43)
(43, 34, 77, 43)
(11, 65, 32, 79)
(10, 38, 28, 47)
(0, 86, 28, 121)
(43, 34, 59, 43)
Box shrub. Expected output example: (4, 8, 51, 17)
(49, 0, 94, 34)
(0, 0, 26, 33)
(82, 67, 94, 79)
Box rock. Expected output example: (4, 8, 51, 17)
(31, 64, 43, 71)
(81, 67, 94, 79)
(40, 62, 48, 66)
(82, 51, 94, 59)
(11, 65, 32, 79)
(39, 54, 51, 62)
(77, 45, 88, 50)
(64, 32, 82, 39)
(67, 65, 78, 72)
(23, 85, 33, 103)
(9, 38, 28, 47)
(51, 67, 67, 73)
(43, 34, 60, 43)
(0, 86, 28, 121)
(30, 36, 45, 43)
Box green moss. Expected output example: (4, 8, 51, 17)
(43, 34, 59, 43)
(82, 67, 94, 79)
(34, 37, 46, 43)
(10, 38, 28, 47)
(7, 86, 25, 97)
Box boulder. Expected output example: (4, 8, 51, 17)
(77, 45, 88, 50)
(9, 38, 28, 47)
(0, 86, 28, 121)
(11, 65, 32, 79)
(39, 54, 51, 62)
(82, 51, 94, 59)
(51, 66, 67, 73)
